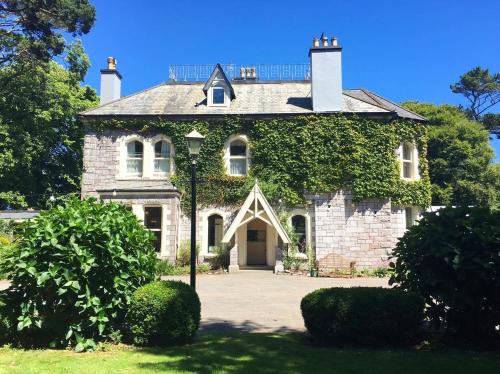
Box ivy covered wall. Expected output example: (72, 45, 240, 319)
(88, 115, 431, 212)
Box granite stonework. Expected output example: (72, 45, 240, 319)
(82, 129, 411, 270)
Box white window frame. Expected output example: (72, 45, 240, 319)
(152, 135, 175, 177)
(201, 209, 227, 257)
(398, 142, 420, 181)
(225, 134, 250, 176)
(144, 205, 163, 254)
(405, 206, 420, 229)
(208, 76, 230, 108)
(125, 138, 144, 177)
(288, 209, 312, 255)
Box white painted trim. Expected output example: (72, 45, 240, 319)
(288, 208, 312, 250)
(398, 142, 420, 181)
(200, 208, 227, 256)
(222, 183, 290, 244)
(120, 135, 145, 178)
(224, 134, 251, 176)
(207, 79, 230, 108)
(151, 134, 176, 177)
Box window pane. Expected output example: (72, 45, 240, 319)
(127, 159, 143, 174)
(213, 88, 225, 104)
(145, 207, 162, 229)
(151, 231, 161, 253)
(247, 229, 266, 242)
(405, 208, 413, 229)
(402, 143, 412, 161)
(230, 140, 246, 156)
(155, 141, 170, 158)
(403, 161, 412, 179)
(127, 141, 143, 158)
(154, 159, 170, 174)
(230, 159, 246, 175)
(292, 215, 307, 251)
(208, 215, 223, 253)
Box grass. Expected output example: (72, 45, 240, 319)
(0, 333, 499, 373)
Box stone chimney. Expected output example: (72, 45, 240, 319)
(100, 57, 122, 105)
(309, 33, 342, 112)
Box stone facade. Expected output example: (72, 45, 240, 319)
(82, 129, 415, 271)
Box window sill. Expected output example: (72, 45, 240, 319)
(116, 176, 171, 181)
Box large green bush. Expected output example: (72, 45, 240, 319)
(0, 198, 157, 350)
(390, 206, 500, 340)
(125, 280, 200, 346)
(301, 287, 424, 346)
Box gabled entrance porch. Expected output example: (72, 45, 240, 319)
(221, 183, 291, 272)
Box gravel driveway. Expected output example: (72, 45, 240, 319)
(163, 271, 389, 333)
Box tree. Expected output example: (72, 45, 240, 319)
(0, 41, 98, 209)
(450, 67, 500, 137)
(402, 102, 498, 208)
(0, 0, 95, 67)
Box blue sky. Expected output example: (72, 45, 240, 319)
(79, 0, 500, 161)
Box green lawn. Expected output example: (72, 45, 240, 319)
(0, 333, 499, 374)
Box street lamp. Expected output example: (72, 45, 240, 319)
(185, 130, 205, 289)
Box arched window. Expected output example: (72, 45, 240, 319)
(291, 215, 307, 253)
(400, 142, 418, 180)
(154, 140, 172, 176)
(207, 214, 223, 253)
(126, 140, 143, 176)
(228, 138, 249, 176)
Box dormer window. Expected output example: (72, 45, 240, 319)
(212, 87, 225, 105)
(203, 63, 236, 108)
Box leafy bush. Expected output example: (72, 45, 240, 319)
(0, 294, 14, 345)
(390, 206, 500, 340)
(125, 280, 200, 346)
(207, 245, 230, 270)
(177, 240, 200, 266)
(156, 260, 211, 275)
(0, 198, 157, 350)
(301, 287, 424, 346)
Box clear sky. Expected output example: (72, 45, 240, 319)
(79, 0, 500, 160)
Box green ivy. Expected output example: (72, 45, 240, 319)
(87, 115, 431, 212)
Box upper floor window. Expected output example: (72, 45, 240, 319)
(126, 140, 143, 176)
(212, 87, 225, 105)
(399, 142, 419, 180)
(154, 140, 172, 176)
(228, 137, 249, 176)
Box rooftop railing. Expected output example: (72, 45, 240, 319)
(168, 64, 311, 82)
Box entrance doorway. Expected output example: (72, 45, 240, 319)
(246, 219, 267, 266)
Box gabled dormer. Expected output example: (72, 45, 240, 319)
(203, 63, 235, 108)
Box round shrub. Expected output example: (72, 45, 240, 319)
(126, 280, 201, 346)
(301, 287, 424, 346)
(0, 198, 157, 350)
(391, 206, 500, 340)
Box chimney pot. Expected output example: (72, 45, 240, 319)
(313, 37, 320, 48)
(107, 56, 116, 70)
(320, 32, 328, 47)
(240, 67, 246, 78)
(331, 37, 338, 47)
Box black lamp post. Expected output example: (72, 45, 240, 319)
(185, 130, 205, 289)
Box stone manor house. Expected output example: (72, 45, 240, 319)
(80, 34, 427, 273)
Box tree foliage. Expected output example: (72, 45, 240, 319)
(0, 0, 95, 67)
(390, 207, 500, 340)
(450, 67, 500, 137)
(89, 115, 431, 213)
(0, 42, 97, 209)
(0, 198, 157, 350)
(402, 102, 498, 207)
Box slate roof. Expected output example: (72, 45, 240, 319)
(81, 81, 426, 121)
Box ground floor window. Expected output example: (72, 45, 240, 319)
(405, 207, 418, 229)
(207, 214, 223, 253)
(145, 206, 162, 252)
(291, 215, 307, 252)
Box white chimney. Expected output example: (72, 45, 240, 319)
(100, 57, 122, 105)
(309, 33, 342, 112)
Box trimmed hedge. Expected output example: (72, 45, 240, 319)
(301, 287, 424, 346)
(125, 281, 201, 346)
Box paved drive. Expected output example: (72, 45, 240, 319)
(0, 272, 388, 333)
(164, 271, 389, 333)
